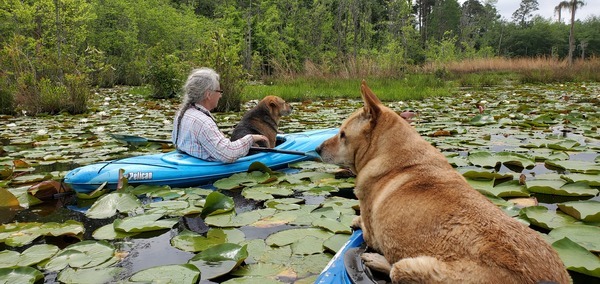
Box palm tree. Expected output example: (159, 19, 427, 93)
(557, 0, 586, 65)
(554, 5, 562, 22)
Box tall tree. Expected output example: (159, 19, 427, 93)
(512, 0, 538, 26)
(557, 0, 585, 65)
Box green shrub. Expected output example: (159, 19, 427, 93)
(148, 54, 183, 99)
(65, 74, 90, 114)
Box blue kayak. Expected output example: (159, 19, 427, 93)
(64, 128, 338, 193)
(315, 229, 381, 284)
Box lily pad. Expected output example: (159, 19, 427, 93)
(545, 160, 600, 174)
(129, 264, 200, 284)
(85, 192, 142, 219)
(558, 200, 600, 223)
(57, 267, 124, 284)
(214, 171, 272, 190)
(171, 228, 245, 252)
(113, 213, 178, 233)
(0, 267, 43, 284)
(188, 243, 248, 280)
(549, 225, 600, 252)
(552, 237, 600, 277)
(201, 191, 235, 218)
(519, 206, 580, 230)
(266, 228, 333, 247)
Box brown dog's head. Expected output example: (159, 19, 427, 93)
(316, 80, 402, 173)
(259, 95, 293, 122)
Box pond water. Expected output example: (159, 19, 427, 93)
(1, 83, 599, 283)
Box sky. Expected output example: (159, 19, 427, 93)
(462, 1, 599, 22)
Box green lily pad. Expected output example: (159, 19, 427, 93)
(468, 114, 496, 126)
(113, 213, 178, 233)
(222, 276, 284, 283)
(214, 171, 272, 190)
(545, 160, 600, 174)
(558, 200, 600, 223)
(17, 244, 60, 266)
(266, 228, 333, 247)
(312, 218, 351, 234)
(0, 250, 19, 268)
(561, 173, 600, 186)
(230, 263, 286, 277)
(519, 206, 580, 230)
(552, 237, 600, 277)
(188, 243, 248, 280)
(201, 191, 235, 218)
(488, 180, 529, 197)
(129, 264, 200, 284)
(0, 221, 84, 247)
(290, 235, 324, 255)
(0, 267, 43, 284)
(205, 208, 276, 228)
(549, 225, 600, 252)
(57, 267, 124, 284)
(323, 233, 352, 254)
(171, 228, 245, 252)
(526, 180, 597, 196)
(92, 223, 139, 240)
(85, 192, 142, 219)
(42, 240, 116, 271)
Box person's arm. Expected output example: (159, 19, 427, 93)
(199, 120, 253, 163)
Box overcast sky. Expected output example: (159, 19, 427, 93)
(462, 1, 599, 22)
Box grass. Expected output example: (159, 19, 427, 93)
(243, 75, 458, 102)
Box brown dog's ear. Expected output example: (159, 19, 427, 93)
(360, 80, 382, 120)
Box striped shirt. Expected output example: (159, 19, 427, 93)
(172, 105, 253, 163)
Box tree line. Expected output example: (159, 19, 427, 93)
(0, 0, 598, 114)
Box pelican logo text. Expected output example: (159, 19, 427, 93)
(126, 172, 153, 180)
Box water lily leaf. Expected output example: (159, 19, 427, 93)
(85, 192, 142, 219)
(467, 151, 496, 168)
(42, 249, 92, 271)
(230, 263, 286, 277)
(519, 206, 580, 230)
(467, 178, 495, 192)
(0, 221, 84, 247)
(552, 237, 600, 277)
(290, 235, 324, 255)
(171, 228, 244, 252)
(558, 200, 600, 223)
(525, 180, 596, 196)
(214, 171, 272, 190)
(312, 218, 351, 234)
(487, 180, 529, 197)
(113, 213, 178, 233)
(266, 228, 334, 247)
(0, 267, 43, 284)
(0, 188, 19, 207)
(495, 152, 535, 168)
(288, 253, 332, 278)
(283, 172, 334, 184)
(188, 243, 248, 280)
(205, 208, 276, 228)
(561, 173, 600, 186)
(545, 160, 600, 174)
(549, 225, 600, 252)
(468, 114, 496, 126)
(461, 170, 513, 180)
(57, 267, 124, 284)
(0, 250, 19, 268)
(546, 139, 581, 151)
(221, 276, 284, 284)
(248, 161, 276, 175)
(265, 198, 303, 210)
(323, 233, 352, 254)
(129, 264, 200, 284)
(201, 191, 234, 218)
(92, 223, 139, 240)
(17, 244, 60, 266)
(243, 186, 294, 201)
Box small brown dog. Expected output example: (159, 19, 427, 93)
(316, 81, 569, 283)
(231, 95, 292, 148)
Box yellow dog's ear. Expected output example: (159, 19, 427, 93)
(360, 80, 382, 121)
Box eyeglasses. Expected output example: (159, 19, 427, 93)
(213, 89, 224, 94)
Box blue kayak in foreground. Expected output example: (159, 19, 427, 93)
(316, 229, 381, 284)
(64, 128, 338, 193)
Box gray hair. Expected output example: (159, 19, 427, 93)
(174, 67, 220, 144)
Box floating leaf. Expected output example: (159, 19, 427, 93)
(552, 237, 600, 277)
(0, 267, 43, 284)
(201, 191, 234, 218)
(171, 228, 245, 252)
(129, 264, 200, 284)
(17, 244, 59, 266)
(0, 188, 20, 207)
(188, 243, 248, 280)
(312, 218, 351, 234)
(561, 173, 600, 187)
(549, 225, 600, 252)
(92, 223, 139, 240)
(214, 171, 272, 190)
(519, 206, 580, 230)
(488, 180, 529, 197)
(323, 233, 352, 254)
(545, 160, 600, 174)
(558, 200, 600, 223)
(113, 213, 178, 233)
(85, 192, 142, 219)
(266, 228, 333, 247)
(57, 267, 124, 284)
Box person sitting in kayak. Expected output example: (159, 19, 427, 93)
(172, 67, 268, 163)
